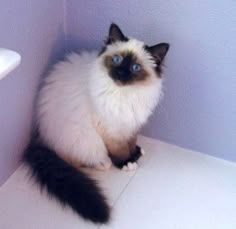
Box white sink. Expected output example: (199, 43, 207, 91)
(0, 48, 21, 80)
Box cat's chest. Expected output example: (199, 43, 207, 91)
(93, 91, 154, 139)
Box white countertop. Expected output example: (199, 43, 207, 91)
(0, 136, 236, 229)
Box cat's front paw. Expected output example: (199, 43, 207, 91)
(122, 162, 138, 171)
(121, 147, 146, 171)
(110, 145, 145, 171)
(140, 147, 146, 156)
(95, 156, 112, 171)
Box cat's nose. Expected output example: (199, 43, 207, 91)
(117, 68, 127, 76)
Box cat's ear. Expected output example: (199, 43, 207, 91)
(147, 43, 169, 63)
(106, 23, 127, 44)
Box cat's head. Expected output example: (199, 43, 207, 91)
(98, 23, 169, 86)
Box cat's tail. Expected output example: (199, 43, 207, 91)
(23, 142, 110, 224)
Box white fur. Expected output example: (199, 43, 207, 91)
(37, 39, 162, 168)
(122, 162, 138, 171)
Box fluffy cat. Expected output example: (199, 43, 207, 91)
(23, 23, 169, 224)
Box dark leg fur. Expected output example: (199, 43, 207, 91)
(109, 145, 142, 169)
(23, 142, 111, 224)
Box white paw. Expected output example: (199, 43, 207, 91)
(122, 162, 138, 171)
(141, 148, 146, 156)
(95, 157, 112, 171)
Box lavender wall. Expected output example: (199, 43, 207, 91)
(0, 1, 235, 186)
(0, 0, 65, 185)
(67, 0, 236, 161)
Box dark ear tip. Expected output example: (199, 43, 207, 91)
(110, 22, 117, 26)
(162, 43, 170, 51)
(110, 23, 119, 30)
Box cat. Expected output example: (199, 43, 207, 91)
(23, 23, 169, 224)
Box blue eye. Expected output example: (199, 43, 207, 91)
(112, 54, 123, 65)
(131, 63, 141, 72)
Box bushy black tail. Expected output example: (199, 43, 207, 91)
(23, 142, 110, 224)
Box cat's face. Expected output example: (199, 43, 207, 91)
(99, 23, 169, 86)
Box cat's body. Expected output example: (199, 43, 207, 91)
(38, 47, 162, 169)
(23, 24, 169, 224)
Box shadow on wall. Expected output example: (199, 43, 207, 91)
(41, 26, 67, 78)
(31, 26, 67, 128)
(66, 35, 103, 53)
